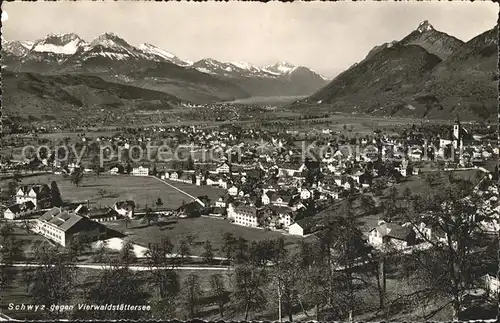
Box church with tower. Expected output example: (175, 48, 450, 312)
(451, 115, 473, 165)
(437, 115, 474, 165)
(452, 115, 473, 150)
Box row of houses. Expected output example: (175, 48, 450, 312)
(3, 184, 54, 220)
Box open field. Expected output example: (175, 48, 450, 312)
(9, 174, 202, 209)
(160, 179, 226, 202)
(103, 216, 302, 256)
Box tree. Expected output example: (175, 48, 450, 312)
(233, 264, 269, 320)
(93, 240, 109, 263)
(142, 208, 158, 227)
(267, 243, 303, 322)
(380, 200, 398, 222)
(68, 232, 92, 261)
(402, 186, 412, 200)
(181, 273, 203, 318)
(359, 194, 376, 215)
(0, 224, 21, 292)
(201, 240, 214, 264)
(13, 171, 22, 184)
(234, 237, 249, 265)
(178, 239, 191, 263)
(145, 237, 179, 318)
(297, 240, 330, 320)
(125, 162, 133, 174)
(185, 234, 197, 245)
(6, 180, 18, 203)
(30, 244, 76, 317)
(124, 216, 131, 229)
(492, 165, 499, 181)
(97, 189, 108, 198)
(222, 232, 238, 268)
(388, 185, 398, 203)
(210, 273, 229, 318)
(21, 269, 35, 293)
(186, 155, 195, 170)
(315, 208, 371, 320)
(91, 152, 101, 177)
(83, 262, 147, 320)
(120, 240, 137, 265)
(401, 176, 485, 320)
(0, 223, 22, 262)
(50, 181, 63, 207)
(70, 167, 84, 187)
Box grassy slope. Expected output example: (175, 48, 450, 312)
(2, 70, 183, 120)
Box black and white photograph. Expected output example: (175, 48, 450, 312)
(0, 1, 498, 321)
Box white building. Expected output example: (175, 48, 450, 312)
(132, 166, 149, 176)
(114, 200, 136, 218)
(233, 205, 258, 228)
(228, 185, 239, 196)
(16, 184, 52, 209)
(35, 208, 106, 247)
(216, 163, 230, 174)
(3, 201, 36, 220)
(300, 188, 312, 200)
(288, 218, 315, 236)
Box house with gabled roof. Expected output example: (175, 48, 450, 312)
(288, 217, 322, 236)
(16, 184, 52, 209)
(269, 205, 295, 229)
(368, 220, 417, 250)
(35, 207, 107, 247)
(215, 162, 231, 174)
(228, 185, 239, 196)
(114, 200, 136, 218)
(3, 201, 36, 220)
(206, 174, 221, 186)
(271, 192, 292, 207)
(300, 187, 313, 200)
(262, 191, 274, 205)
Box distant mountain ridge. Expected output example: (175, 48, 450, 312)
(2, 69, 185, 122)
(301, 21, 498, 120)
(2, 32, 328, 102)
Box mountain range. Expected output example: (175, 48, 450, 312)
(302, 20, 498, 120)
(2, 32, 328, 104)
(2, 20, 497, 121)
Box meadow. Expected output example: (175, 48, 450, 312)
(12, 174, 223, 209)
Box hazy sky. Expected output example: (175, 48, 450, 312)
(2, 1, 498, 77)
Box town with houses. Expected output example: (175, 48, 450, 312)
(0, 2, 498, 321)
(0, 116, 498, 320)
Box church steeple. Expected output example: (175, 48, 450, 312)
(453, 113, 461, 141)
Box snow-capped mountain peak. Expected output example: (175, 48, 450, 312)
(2, 40, 32, 57)
(417, 20, 434, 33)
(230, 61, 260, 72)
(31, 33, 87, 55)
(139, 43, 175, 59)
(20, 41, 34, 50)
(264, 61, 297, 75)
(138, 43, 193, 66)
(90, 32, 131, 49)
